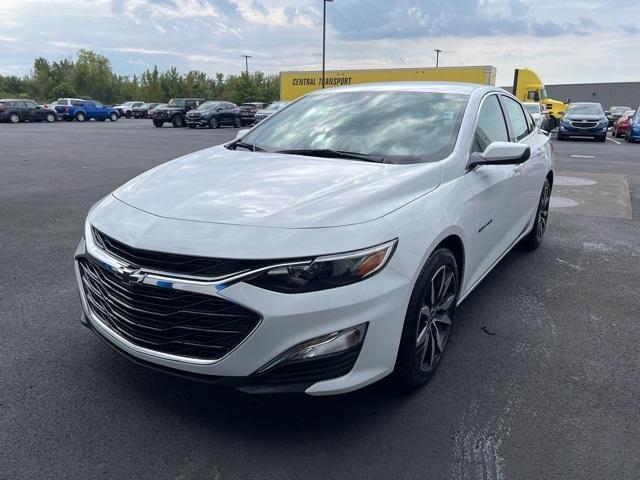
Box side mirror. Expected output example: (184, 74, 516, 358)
(235, 128, 250, 139)
(468, 142, 530, 170)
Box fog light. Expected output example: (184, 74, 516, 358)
(257, 323, 367, 373)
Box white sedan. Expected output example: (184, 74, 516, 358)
(74, 82, 553, 395)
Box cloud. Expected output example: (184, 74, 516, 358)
(327, 0, 601, 40)
(620, 24, 640, 35)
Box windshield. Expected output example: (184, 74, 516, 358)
(241, 91, 469, 164)
(167, 99, 186, 107)
(524, 104, 540, 114)
(121, 102, 134, 107)
(539, 88, 548, 100)
(197, 101, 220, 110)
(610, 106, 630, 115)
(566, 104, 604, 115)
(265, 101, 287, 111)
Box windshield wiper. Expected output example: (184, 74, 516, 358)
(233, 141, 269, 152)
(275, 149, 385, 163)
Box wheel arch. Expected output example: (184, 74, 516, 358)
(432, 234, 465, 291)
(546, 169, 554, 189)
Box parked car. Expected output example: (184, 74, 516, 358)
(606, 106, 631, 127)
(53, 98, 119, 122)
(185, 101, 241, 129)
(523, 102, 552, 131)
(0, 99, 57, 123)
(114, 101, 144, 118)
(152, 98, 205, 128)
(147, 103, 166, 118)
(253, 101, 289, 124)
(557, 102, 608, 141)
(612, 110, 636, 138)
(239, 102, 266, 126)
(132, 102, 161, 119)
(626, 108, 640, 143)
(75, 83, 553, 395)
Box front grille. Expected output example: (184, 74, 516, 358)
(78, 258, 260, 360)
(570, 121, 598, 129)
(92, 228, 273, 278)
(187, 112, 201, 118)
(252, 346, 362, 386)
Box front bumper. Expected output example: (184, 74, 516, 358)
(74, 218, 410, 395)
(186, 117, 211, 126)
(559, 123, 608, 137)
(629, 125, 640, 140)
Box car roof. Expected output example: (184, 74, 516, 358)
(569, 102, 602, 106)
(1, 98, 36, 102)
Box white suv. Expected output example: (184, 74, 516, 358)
(75, 83, 553, 395)
(114, 101, 144, 118)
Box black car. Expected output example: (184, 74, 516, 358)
(152, 98, 205, 128)
(558, 102, 609, 142)
(132, 102, 161, 119)
(0, 99, 57, 123)
(606, 106, 631, 127)
(186, 101, 241, 129)
(239, 102, 266, 126)
(253, 101, 289, 124)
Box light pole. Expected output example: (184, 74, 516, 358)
(434, 49, 442, 68)
(241, 55, 252, 76)
(322, 0, 333, 88)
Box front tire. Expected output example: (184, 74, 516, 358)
(521, 178, 551, 250)
(395, 248, 459, 388)
(171, 115, 185, 128)
(153, 119, 164, 128)
(109, 112, 118, 122)
(45, 112, 55, 123)
(208, 117, 219, 129)
(234, 117, 241, 128)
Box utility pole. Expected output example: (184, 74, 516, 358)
(322, 0, 333, 88)
(241, 55, 252, 76)
(434, 49, 442, 68)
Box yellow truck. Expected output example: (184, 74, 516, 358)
(511, 68, 566, 129)
(280, 65, 565, 128)
(280, 66, 496, 100)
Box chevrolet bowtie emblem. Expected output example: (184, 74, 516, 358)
(118, 266, 146, 286)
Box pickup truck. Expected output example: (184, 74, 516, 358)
(53, 98, 119, 122)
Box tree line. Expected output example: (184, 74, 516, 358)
(0, 49, 281, 105)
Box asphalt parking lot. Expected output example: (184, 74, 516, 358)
(1, 120, 639, 480)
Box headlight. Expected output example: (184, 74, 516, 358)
(248, 239, 398, 293)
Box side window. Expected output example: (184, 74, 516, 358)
(94, 102, 104, 108)
(71, 100, 84, 106)
(501, 96, 530, 141)
(525, 110, 535, 131)
(473, 95, 509, 153)
(26, 101, 38, 108)
(527, 91, 537, 101)
(85, 101, 96, 108)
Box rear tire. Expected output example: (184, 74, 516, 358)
(234, 117, 241, 128)
(153, 119, 164, 128)
(521, 178, 551, 250)
(125, 111, 132, 119)
(76, 112, 86, 122)
(171, 115, 185, 128)
(45, 112, 55, 123)
(395, 248, 459, 389)
(9, 112, 20, 123)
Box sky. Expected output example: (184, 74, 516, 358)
(0, 0, 638, 86)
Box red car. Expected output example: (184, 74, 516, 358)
(612, 110, 636, 138)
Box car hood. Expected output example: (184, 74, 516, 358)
(564, 113, 606, 121)
(112, 146, 442, 229)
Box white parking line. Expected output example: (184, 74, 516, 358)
(570, 154, 595, 159)
(606, 137, 622, 145)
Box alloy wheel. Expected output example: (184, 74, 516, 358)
(415, 265, 457, 373)
(9, 113, 19, 123)
(536, 183, 550, 241)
